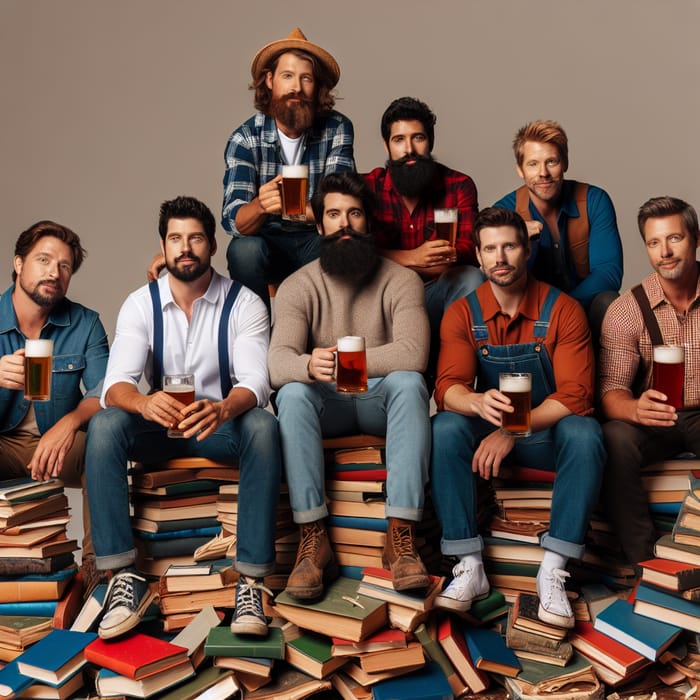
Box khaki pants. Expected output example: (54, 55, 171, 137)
(0, 430, 93, 559)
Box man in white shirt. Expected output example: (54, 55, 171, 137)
(83, 196, 281, 640)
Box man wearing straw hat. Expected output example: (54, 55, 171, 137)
(221, 28, 355, 311)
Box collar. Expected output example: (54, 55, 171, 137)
(478, 276, 544, 323)
(159, 270, 222, 310)
(0, 284, 70, 335)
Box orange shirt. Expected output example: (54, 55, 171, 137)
(435, 277, 595, 416)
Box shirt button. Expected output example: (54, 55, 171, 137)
(68, 364, 74, 369)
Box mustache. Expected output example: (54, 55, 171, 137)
(490, 265, 514, 272)
(284, 91, 314, 106)
(323, 226, 372, 243)
(175, 253, 201, 263)
(390, 153, 434, 167)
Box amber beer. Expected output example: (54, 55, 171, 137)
(336, 336, 368, 393)
(163, 374, 195, 438)
(434, 208, 458, 247)
(24, 339, 53, 401)
(499, 372, 532, 437)
(653, 345, 684, 409)
(281, 165, 308, 221)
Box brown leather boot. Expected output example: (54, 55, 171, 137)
(285, 520, 338, 600)
(382, 518, 430, 591)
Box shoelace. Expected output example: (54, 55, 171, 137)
(105, 572, 146, 611)
(391, 525, 416, 556)
(540, 568, 570, 605)
(236, 578, 273, 618)
(297, 522, 324, 561)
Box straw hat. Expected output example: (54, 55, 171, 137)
(251, 27, 340, 87)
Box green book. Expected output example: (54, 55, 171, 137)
(515, 650, 593, 685)
(204, 626, 285, 660)
(414, 622, 457, 679)
(287, 634, 334, 663)
(157, 666, 237, 700)
(469, 588, 508, 621)
(286, 633, 347, 679)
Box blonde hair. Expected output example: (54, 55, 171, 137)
(513, 120, 568, 170)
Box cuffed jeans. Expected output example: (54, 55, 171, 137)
(431, 411, 605, 560)
(226, 229, 320, 310)
(276, 371, 431, 523)
(602, 411, 700, 565)
(85, 406, 281, 578)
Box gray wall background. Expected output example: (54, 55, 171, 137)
(2, 0, 699, 548)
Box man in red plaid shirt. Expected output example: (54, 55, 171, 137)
(364, 98, 483, 387)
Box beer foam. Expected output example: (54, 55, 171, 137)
(434, 208, 458, 223)
(337, 336, 365, 352)
(499, 374, 531, 392)
(25, 339, 53, 357)
(282, 164, 308, 178)
(653, 345, 684, 364)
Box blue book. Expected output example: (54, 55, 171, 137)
(135, 526, 221, 541)
(0, 600, 58, 617)
(372, 661, 453, 700)
(649, 502, 681, 515)
(328, 515, 388, 532)
(634, 583, 700, 633)
(16, 629, 97, 686)
(594, 598, 682, 660)
(0, 565, 77, 583)
(339, 565, 364, 580)
(463, 626, 521, 677)
(0, 660, 33, 697)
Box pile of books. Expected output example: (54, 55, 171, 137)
(130, 458, 237, 578)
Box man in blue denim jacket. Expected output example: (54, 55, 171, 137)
(0, 221, 109, 564)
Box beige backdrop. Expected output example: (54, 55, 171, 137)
(2, 0, 699, 547)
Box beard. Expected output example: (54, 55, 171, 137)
(484, 263, 526, 288)
(20, 278, 63, 308)
(269, 92, 315, 133)
(387, 154, 438, 199)
(166, 253, 210, 282)
(320, 228, 379, 283)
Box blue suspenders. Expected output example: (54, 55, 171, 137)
(148, 279, 241, 397)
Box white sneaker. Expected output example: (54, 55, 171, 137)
(537, 567, 574, 628)
(435, 560, 489, 612)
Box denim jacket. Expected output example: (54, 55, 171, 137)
(0, 285, 109, 434)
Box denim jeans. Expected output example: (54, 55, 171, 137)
(431, 411, 605, 560)
(276, 371, 431, 523)
(226, 228, 320, 310)
(85, 406, 281, 577)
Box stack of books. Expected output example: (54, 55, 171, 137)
(0, 478, 79, 623)
(643, 456, 700, 527)
(130, 458, 236, 577)
(481, 536, 543, 600)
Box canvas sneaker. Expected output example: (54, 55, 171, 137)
(230, 576, 272, 636)
(537, 567, 574, 628)
(98, 569, 154, 639)
(435, 559, 489, 612)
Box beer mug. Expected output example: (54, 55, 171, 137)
(499, 372, 532, 437)
(652, 345, 684, 409)
(336, 336, 368, 393)
(24, 339, 53, 402)
(434, 208, 458, 247)
(281, 165, 309, 221)
(163, 373, 195, 438)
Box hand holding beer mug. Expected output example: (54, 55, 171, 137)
(281, 165, 309, 221)
(163, 373, 195, 438)
(652, 345, 684, 409)
(24, 339, 53, 401)
(434, 208, 458, 248)
(499, 372, 532, 437)
(336, 336, 368, 393)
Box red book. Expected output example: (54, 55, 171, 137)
(499, 466, 555, 483)
(570, 621, 651, 677)
(330, 469, 388, 482)
(437, 616, 490, 693)
(639, 558, 700, 592)
(53, 571, 85, 629)
(85, 632, 189, 680)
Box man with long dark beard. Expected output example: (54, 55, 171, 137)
(82, 196, 281, 640)
(269, 172, 432, 599)
(365, 98, 483, 386)
(220, 28, 355, 311)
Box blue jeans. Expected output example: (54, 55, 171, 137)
(276, 371, 431, 523)
(226, 227, 320, 309)
(85, 407, 281, 577)
(431, 411, 605, 560)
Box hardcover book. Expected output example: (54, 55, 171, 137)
(155, 665, 237, 700)
(570, 621, 650, 677)
(0, 660, 33, 697)
(633, 582, 700, 633)
(414, 622, 467, 696)
(655, 533, 700, 567)
(437, 616, 490, 693)
(505, 611, 573, 665)
(285, 633, 347, 679)
(357, 641, 424, 675)
(242, 667, 331, 700)
(640, 557, 700, 592)
(463, 625, 521, 677)
(204, 625, 286, 660)
(512, 592, 568, 640)
(69, 582, 107, 633)
(94, 660, 195, 698)
(371, 661, 454, 700)
(0, 567, 76, 603)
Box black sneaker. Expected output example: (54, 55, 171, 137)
(98, 569, 154, 640)
(230, 576, 271, 636)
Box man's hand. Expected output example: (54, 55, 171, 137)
(0, 349, 25, 391)
(308, 346, 337, 383)
(409, 240, 457, 268)
(139, 390, 188, 430)
(472, 388, 513, 428)
(26, 414, 79, 480)
(472, 429, 515, 480)
(258, 175, 283, 216)
(178, 399, 228, 441)
(147, 253, 166, 282)
(526, 221, 544, 239)
(634, 389, 678, 427)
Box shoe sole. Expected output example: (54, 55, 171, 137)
(537, 602, 575, 629)
(284, 559, 340, 601)
(434, 589, 489, 613)
(230, 620, 268, 636)
(98, 589, 156, 640)
(381, 554, 431, 592)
